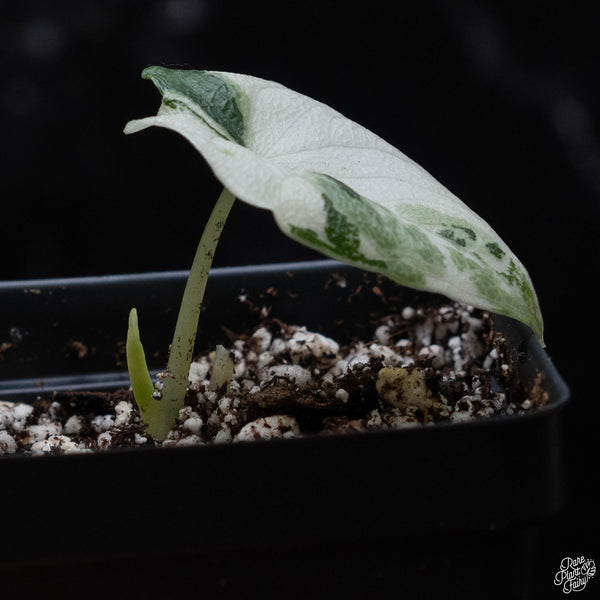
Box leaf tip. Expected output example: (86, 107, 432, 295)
(140, 66, 171, 99)
(128, 307, 140, 337)
(141, 65, 163, 81)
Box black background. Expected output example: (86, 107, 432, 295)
(1, 0, 598, 595)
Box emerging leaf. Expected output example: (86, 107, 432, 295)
(125, 67, 544, 344)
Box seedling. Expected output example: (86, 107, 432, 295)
(124, 66, 543, 440)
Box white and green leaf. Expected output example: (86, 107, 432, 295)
(125, 66, 544, 344)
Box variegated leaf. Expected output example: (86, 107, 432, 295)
(125, 67, 544, 344)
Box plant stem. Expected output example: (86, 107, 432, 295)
(156, 187, 236, 439)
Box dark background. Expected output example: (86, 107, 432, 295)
(1, 0, 598, 595)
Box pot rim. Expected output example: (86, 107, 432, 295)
(0, 259, 338, 290)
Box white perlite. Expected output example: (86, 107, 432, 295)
(235, 416, 301, 442)
(262, 364, 312, 386)
(0, 430, 17, 454)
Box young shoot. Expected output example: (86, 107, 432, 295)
(126, 308, 156, 434)
(124, 66, 544, 440)
(209, 345, 234, 394)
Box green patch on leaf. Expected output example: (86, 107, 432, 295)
(306, 172, 444, 287)
(449, 248, 477, 272)
(486, 242, 505, 259)
(455, 225, 476, 240)
(290, 223, 387, 271)
(499, 259, 536, 303)
(142, 66, 247, 146)
(437, 224, 476, 248)
(439, 228, 466, 247)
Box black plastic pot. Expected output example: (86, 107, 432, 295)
(0, 260, 569, 599)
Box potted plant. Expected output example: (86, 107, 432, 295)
(0, 68, 569, 598)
